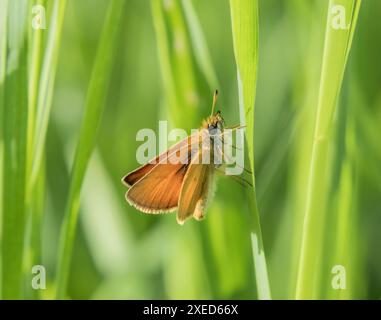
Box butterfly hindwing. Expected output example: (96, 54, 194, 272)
(177, 152, 213, 224)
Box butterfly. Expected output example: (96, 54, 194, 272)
(122, 91, 249, 225)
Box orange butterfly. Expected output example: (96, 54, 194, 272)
(122, 91, 248, 224)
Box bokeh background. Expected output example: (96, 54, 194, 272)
(1, 0, 380, 299)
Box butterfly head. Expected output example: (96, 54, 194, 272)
(205, 111, 224, 135)
(202, 90, 224, 135)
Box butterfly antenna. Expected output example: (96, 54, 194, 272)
(210, 90, 218, 116)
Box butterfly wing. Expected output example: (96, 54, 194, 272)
(177, 152, 214, 225)
(122, 135, 193, 187)
(125, 134, 200, 213)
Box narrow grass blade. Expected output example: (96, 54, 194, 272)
(151, 0, 200, 128)
(0, 0, 8, 140)
(325, 76, 364, 299)
(23, 157, 45, 299)
(27, 0, 48, 179)
(229, 0, 272, 299)
(151, 0, 179, 122)
(329, 157, 354, 299)
(22, 0, 48, 299)
(296, 0, 362, 299)
(55, 0, 126, 299)
(0, 0, 9, 291)
(0, 0, 8, 237)
(287, 0, 324, 299)
(30, 0, 67, 186)
(1, 0, 29, 299)
(181, 0, 219, 90)
(17, 0, 65, 300)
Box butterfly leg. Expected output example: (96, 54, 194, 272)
(215, 168, 253, 188)
(214, 140, 252, 174)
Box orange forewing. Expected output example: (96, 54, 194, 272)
(126, 162, 189, 213)
(122, 135, 194, 187)
(123, 134, 200, 213)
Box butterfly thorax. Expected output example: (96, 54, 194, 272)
(200, 111, 224, 168)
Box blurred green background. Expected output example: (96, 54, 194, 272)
(0, 0, 380, 299)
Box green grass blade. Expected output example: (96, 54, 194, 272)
(23, 156, 45, 299)
(0, 0, 8, 292)
(0, 0, 8, 141)
(151, 0, 199, 127)
(1, 0, 29, 299)
(24, 0, 47, 296)
(295, 0, 362, 299)
(30, 0, 67, 186)
(326, 76, 364, 299)
(27, 0, 47, 179)
(330, 157, 354, 299)
(21, 0, 65, 300)
(0, 0, 8, 219)
(286, 0, 324, 299)
(181, 0, 219, 90)
(229, 0, 272, 300)
(151, 0, 179, 122)
(55, 0, 126, 299)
